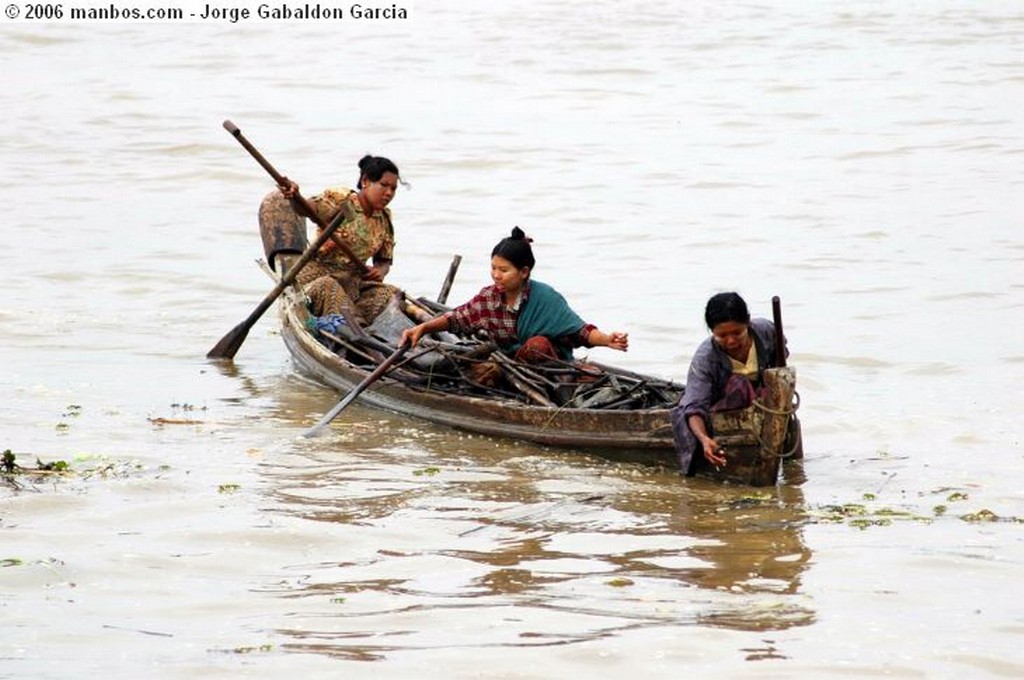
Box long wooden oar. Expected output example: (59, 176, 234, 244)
(207, 202, 353, 360)
(771, 295, 786, 368)
(209, 120, 367, 360)
(302, 343, 409, 438)
(221, 120, 369, 277)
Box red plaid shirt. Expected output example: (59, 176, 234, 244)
(446, 282, 594, 349)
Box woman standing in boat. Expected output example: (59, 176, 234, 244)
(279, 154, 401, 326)
(671, 292, 788, 473)
(400, 227, 629, 362)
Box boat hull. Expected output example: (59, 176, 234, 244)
(280, 299, 677, 462)
(257, 191, 798, 485)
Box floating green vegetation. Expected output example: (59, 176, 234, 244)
(960, 509, 1000, 523)
(701, 485, 1021, 532)
(849, 517, 892, 530)
(808, 490, 1024, 529)
(232, 644, 273, 654)
(809, 502, 933, 529)
(330, 597, 347, 604)
(606, 577, 634, 588)
(2, 450, 142, 490)
(2, 450, 71, 476)
(218, 484, 241, 494)
(37, 459, 69, 472)
(79, 458, 143, 480)
(53, 404, 84, 433)
(730, 492, 776, 508)
(413, 467, 441, 477)
(1, 558, 23, 568)
(170, 402, 208, 412)
(816, 503, 864, 518)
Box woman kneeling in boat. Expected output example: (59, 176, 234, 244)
(671, 292, 788, 473)
(400, 227, 628, 362)
(279, 154, 401, 326)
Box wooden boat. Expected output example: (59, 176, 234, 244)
(256, 192, 800, 486)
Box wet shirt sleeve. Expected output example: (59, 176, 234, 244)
(680, 340, 719, 420)
(568, 323, 597, 347)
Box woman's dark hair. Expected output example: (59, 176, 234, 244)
(357, 154, 400, 186)
(705, 292, 750, 329)
(491, 226, 536, 271)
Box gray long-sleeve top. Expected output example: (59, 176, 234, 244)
(670, 318, 786, 473)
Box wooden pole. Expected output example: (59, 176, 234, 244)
(772, 295, 786, 368)
(437, 254, 462, 305)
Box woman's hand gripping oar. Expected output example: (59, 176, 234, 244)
(207, 120, 362, 360)
(222, 120, 370, 277)
(302, 340, 410, 438)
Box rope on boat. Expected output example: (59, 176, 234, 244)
(750, 390, 801, 417)
(754, 391, 802, 459)
(778, 421, 803, 459)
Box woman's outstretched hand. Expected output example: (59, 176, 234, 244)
(591, 329, 629, 351)
(606, 331, 629, 351)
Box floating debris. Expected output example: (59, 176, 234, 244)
(148, 417, 204, 426)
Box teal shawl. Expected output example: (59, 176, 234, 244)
(512, 280, 586, 360)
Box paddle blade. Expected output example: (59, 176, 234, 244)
(206, 322, 249, 360)
(302, 391, 359, 438)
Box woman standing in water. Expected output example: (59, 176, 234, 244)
(671, 292, 789, 473)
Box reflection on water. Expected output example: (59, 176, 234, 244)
(253, 387, 815, 658)
(665, 479, 814, 631)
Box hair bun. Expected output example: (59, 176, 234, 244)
(510, 226, 533, 243)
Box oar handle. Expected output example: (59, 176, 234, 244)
(222, 120, 318, 218)
(223, 120, 284, 184)
(222, 119, 369, 276)
(772, 295, 786, 368)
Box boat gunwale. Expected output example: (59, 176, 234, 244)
(279, 297, 678, 452)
